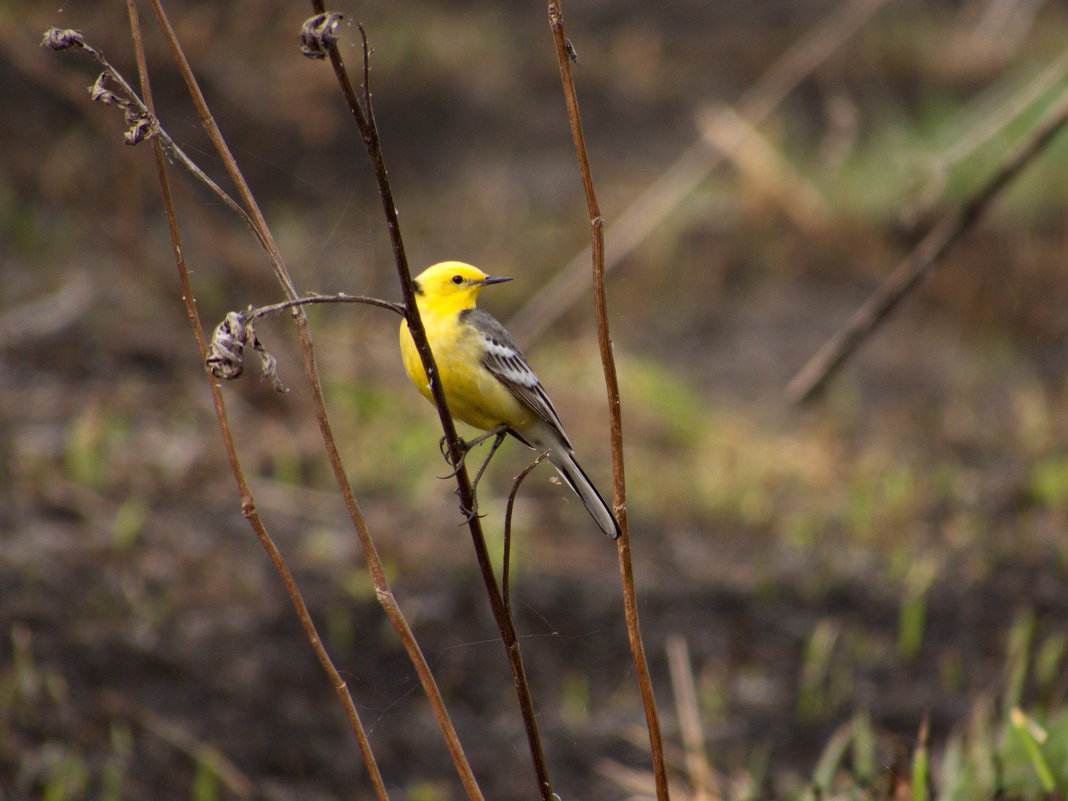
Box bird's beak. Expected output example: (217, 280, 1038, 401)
(478, 275, 513, 286)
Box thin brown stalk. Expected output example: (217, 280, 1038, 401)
(546, 3, 669, 799)
(304, 6, 555, 798)
(511, 0, 892, 344)
(247, 293, 406, 321)
(138, 2, 491, 798)
(39, 26, 266, 255)
(124, 3, 390, 799)
(119, 6, 387, 799)
(786, 79, 1068, 404)
(502, 452, 550, 615)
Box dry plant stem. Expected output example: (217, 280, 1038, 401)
(141, 2, 488, 798)
(41, 27, 269, 257)
(248, 293, 405, 321)
(146, 0, 296, 299)
(786, 80, 1068, 404)
(547, 4, 670, 800)
(502, 452, 550, 615)
(512, 0, 891, 344)
(124, 3, 391, 799)
(306, 5, 554, 798)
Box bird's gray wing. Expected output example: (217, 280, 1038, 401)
(461, 307, 573, 450)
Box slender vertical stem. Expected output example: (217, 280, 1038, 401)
(140, 2, 489, 798)
(547, 3, 670, 799)
(502, 452, 549, 616)
(305, 5, 555, 798)
(124, 4, 389, 799)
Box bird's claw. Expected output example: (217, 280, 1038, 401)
(436, 464, 464, 480)
(451, 487, 485, 523)
(458, 504, 486, 525)
(437, 427, 509, 523)
(438, 435, 472, 469)
(436, 440, 472, 479)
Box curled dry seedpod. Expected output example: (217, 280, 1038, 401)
(89, 72, 122, 106)
(250, 333, 288, 394)
(298, 13, 345, 59)
(206, 311, 288, 393)
(86, 74, 158, 145)
(206, 311, 249, 380)
(41, 28, 86, 51)
(123, 111, 158, 145)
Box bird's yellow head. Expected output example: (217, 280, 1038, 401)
(412, 261, 513, 314)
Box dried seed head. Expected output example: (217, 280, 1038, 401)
(41, 28, 86, 51)
(123, 111, 158, 145)
(89, 72, 121, 105)
(298, 13, 344, 59)
(206, 311, 288, 393)
(251, 334, 288, 394)
(206, 311, 249, 380)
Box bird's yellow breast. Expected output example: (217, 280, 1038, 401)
(400, 307, 537, 433)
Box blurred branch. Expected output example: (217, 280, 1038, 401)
(121, 2, 391, 799)
(302, 6, 553, 799)
(510, 0, 893, 344)
(102, 691, 260, 801)
(0, 271, 92, 349)
(546, 3, 669, 800)
(903, 47, 1068, 228)
(696, 103, 833, 236)
(787, 79, 1068, 404)
(597, 757, 688, 800)
(666, 635, 723, 801)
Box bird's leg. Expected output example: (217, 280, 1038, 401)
(469, 430, 507, 493)
(437, 424, 508, 478)
(454, 429, 507, 524)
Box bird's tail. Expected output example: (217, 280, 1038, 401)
(533, 426, 620, 539)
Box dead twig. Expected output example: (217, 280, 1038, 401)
(203, 294, 405, 389)
(148, 0, 488, 794)
(902, 47, 1068, 230)
(696, 104, 833, 236)
(303, 6, 553, 799)
(121, 2, 392, 799)
(787, 79, 1068, 404)
(246, 293, 405, 320)
(546, 3, 669, 799)
(0, 271, 93, 349)
(41, 27, 278, 265)
(502, 451, 550, 615)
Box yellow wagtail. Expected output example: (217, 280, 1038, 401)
(400, 261, 621, 539)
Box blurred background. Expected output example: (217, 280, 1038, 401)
(4, 0, 1068, 798)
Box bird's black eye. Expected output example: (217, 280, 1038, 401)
(451, 275, 464, 285)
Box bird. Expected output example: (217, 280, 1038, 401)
(399, 261, 620, 539)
